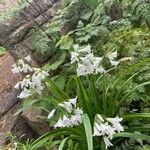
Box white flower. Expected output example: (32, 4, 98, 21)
(24, 55, 32, 62)
(93, 122, 115, 139)
(103, 136, 113, 149)
(62, 115, 72, 127)
(69, 97, 77, 106)
(59, 97, 78, 112)
(74, 107, 83, 116)
(20, 78, 31, 88)
(107, 116, 124, 132)
(97, 114, 104, 123)
(17, 88, 31, 99)
(48, 109, 56, 119)
(106, 51, 120, 67)
(11, 64, 22, 73)
(55, 97, 83, 128)
(22, 64, 33, 73)
(93, 115, 123, 149)
(77, 63, 87, 76)
(107, 51, 118, 60)
(59, 102, 73, 113)
(110, 60, 119, 66)
(34, 84, 44, 95)
(71, 44, 108, 76)
(93, 122, 102, 136)
(70, 114, 82, 126)
(79, 44, 91, 53)
(54, 118, 64, 128)
(71, 52, 79, 64)
(18, 59, 33, 73)
(73, 44, 79, 51)
(14, 82, 20, 89)
(11, 59, 33, 74)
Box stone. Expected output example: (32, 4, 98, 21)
(22, 108, 51, 136)
(0, 102, 36, 148)
(0, 53, 21, 116)
(0, 0, 61, 64)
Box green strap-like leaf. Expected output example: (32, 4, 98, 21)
(59, 137, 69, 150)
(114, 132, 150, 142)
(82, 114, 93, 150)
(123, 113, 150, 121)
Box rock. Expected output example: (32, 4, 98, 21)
(0, 102, 36, 148)
(22, 108, 51, 136)
(0, 53, 21, 116)
(0, 0, 61, 64)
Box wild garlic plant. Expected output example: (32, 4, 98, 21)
(11, 55, 49, 99)
(11, 45, 150, 150)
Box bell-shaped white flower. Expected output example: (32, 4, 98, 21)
(103, 136, 113, 149)
(14, 82, 20, 89)
(97, 114, 104, 123)
(54, 118, 64, 128)
(48, 109, 56, 119)
(11, 64, 22, 73)
(21, 64, 33, 73)
(79, 44, 92, 53)
(69, 97, 77, 106)
(71, 52, 79, 64)
(107, 116, 124, 133)
(24, 55, 32, 62)
(77, 63, 87, 76)
(62, 115, 72, 127)
(20, 78, 31, 89)
(110, 60, 119, 66)
(59, 101, 73, 113)
(107, 51, 117, 60)
(74, 107, 83, 116)
(17, 88, 31, 99)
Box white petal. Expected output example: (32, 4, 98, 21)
(17, 88, 31, 99)
(69, 97, 77, 106)
(14, 82, 20, 89)
(110, 60, 119, 66)
(24, 55, 32, 62)
(48, 109, 56, 119)
(107, 51, 118, 60)
(103, 136, 113, 149)
(97, 114, 104, 123)
(71, 52, 79, 64)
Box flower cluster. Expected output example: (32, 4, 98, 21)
(12, 55, 49, 99)
(70, 44, 119, 76)
(48, 97, 83, 128)
(93, 114, 124, 149)
(106, 51, 119, 66)
(11, 56, 32, 73)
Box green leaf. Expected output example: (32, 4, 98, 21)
(0, 46, 6, 56)
(43, 52, 66, 71)
(29, 128, 81, 150)
(123, 113, 150, 121)
(85, 0, 99, 7)
(125, 126, 150, 132)
(80, 11, 93, 20)
(57, 35, 73, 50)
(15, 99, 39, 115)
(114, 132, 150, 142)
(59, 137, 69, 150)
(82, 114, 93, 150)
(119, 81, 150, 107)
(76, 77, 92, 117)
(46, 77, 70, 100)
